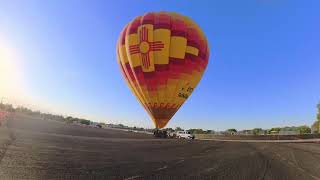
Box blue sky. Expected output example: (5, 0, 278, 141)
(0, 0, 319, 130)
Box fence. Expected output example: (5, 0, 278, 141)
(195, 133, 320, 140)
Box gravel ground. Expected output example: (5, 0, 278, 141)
(0, 114, 319, 180)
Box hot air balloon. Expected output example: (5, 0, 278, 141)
(117, 12, 209, 129)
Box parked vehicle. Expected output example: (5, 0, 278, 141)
(95, 124, 102, 128)
(176, 131, 195, 139)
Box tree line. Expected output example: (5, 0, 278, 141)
(0, 103, 94, 126)
(1, 102, 320, 134)
(311, 103, 320, 133)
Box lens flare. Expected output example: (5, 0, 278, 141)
(0, 34, 27, 102)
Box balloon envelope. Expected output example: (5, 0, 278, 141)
(117, 12, 209, 128)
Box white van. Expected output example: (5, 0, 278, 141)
(176, 131, 195, 139)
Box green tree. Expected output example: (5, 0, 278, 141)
(312, 102, 320, 133)
(227, 128, 237, 132)
(317, 103, 320, 122)
(188, 129, 205, 134)
(163, 128, 174, 132)
(175, 127, 183, 131)
(268, 127, 281, 134)
(297, 125, 311, 134)
(65, 116, 75, 123)
(226, 129, 237, 135)
(252, 128, 264, 135)
(206, 130, 214, 134)
(311, 121, 319, 133)
(79, 119, 90, 125)
(187, 129, 194, 134)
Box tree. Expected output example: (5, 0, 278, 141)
(79, 119, 90, 125)
(175, 127, 183, 131)
(65, 116, 75, 123)
(297, 125, 311, 134)
(227, 129, 237, 133)
(252, 128, 264, 135)
(268, 127, 281, 134)
(312, 102, 320, 133)
(206, 130, 215, 134)
(317, 102, 320, 122)
(188, 129, 205, 134)
(311, 121, 319, 133)
(226, 129, 237, 135)
(163, 128, 174, 132)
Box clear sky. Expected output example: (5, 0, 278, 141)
(0, 0, 319, 130)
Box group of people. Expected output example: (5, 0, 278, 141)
(153, 129, 168, 138)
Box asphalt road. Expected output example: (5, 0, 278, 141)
(0, 114, 320, 180)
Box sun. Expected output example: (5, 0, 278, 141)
(0, 35, 27, 103)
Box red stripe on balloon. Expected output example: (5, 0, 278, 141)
(145, 27, 148, 41)
(141, 12, 155, 25)
(154, 13, 171, 30)
(121, 26, 128, 45)
(128, 17, 141, 34)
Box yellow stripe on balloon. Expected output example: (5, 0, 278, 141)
(119, 45, 129, 64)
(153, 29, 170, 65)
(169, 36, 187, 59)
(125, 33, 141, 67)
(186, 46, 199, 56)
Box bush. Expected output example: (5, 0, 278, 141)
(79, 119, 90, 125)
(297, 125, 311, 134)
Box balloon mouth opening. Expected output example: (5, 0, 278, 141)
(154, 119, 170, 129)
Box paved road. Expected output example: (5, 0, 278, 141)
(0, 114, 320, 180)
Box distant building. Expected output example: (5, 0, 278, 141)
(279, 130, 299, 135)
(269, 130, 279, 135)
(238, 130, 254, 135)
(106, 123, 129, 129)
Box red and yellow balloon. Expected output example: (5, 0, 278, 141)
(117, 12, 209, 128)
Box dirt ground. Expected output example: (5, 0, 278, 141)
(0, 113, 320, 180)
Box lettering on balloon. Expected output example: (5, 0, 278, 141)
(178, 93, 189, 99)
(178, 86, 194, 99)
(147, 103, 178, 109)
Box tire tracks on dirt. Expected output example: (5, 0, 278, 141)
(0, 127, 17, 164)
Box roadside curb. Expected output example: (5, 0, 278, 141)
(197, 138, 320, 143)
